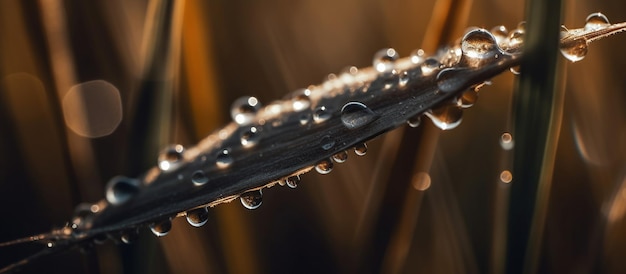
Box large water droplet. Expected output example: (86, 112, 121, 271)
(585, 12, 610, 31)
(241, 126, 261, 147)
(425, 105, 463, 130)
(340, 102, 378, 129)
(500, 132, 514, 150)
(186, 207, 209, 227)
(461, 29, 499, 66)
(354, 143, 368, 156)
(191, 170, 209, 186)
(158, 144, 184, 172)
(373, 48, 399, 74)
(240, 190, 263, 210)
(560, 37, 588, 62)
(320, 135, 335, 150)
(315, 159, 334, 174)
(290, 88, 311, 111)
(150, 219, 172, 237)
(313, 106, 332, 123)
(332, 151, 348, 163)
(407, 115, 421, 128)
(285, 175, 300, 189)
(216, 149, 233, 168)
(231, 96, 261, 125)
(105, 176, 140, 205)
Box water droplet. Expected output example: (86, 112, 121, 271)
(186, 207, 209, 227)
(458, 90, 479, 108)
(231, 96, 261, 125)
(285, 175, 300, 189)
(47, 242, 54, 248)
(158, 144, 184, 172)
(216, 149, 233, 168)
(399, 71, 410, 87)
(500, 170, 513, 183)
(290, 88, 311, 111)
(241, 126, 261, 147)
(500, 132, 514, 150)
(560, 37, 588, 62)
(373, 48, 399, 74)
(240, 190, 263, 210)
(354, 143, 368, 156)
(425, 105, 463, 130)
(585, 12, 610, 31)
(105, 176, 140, 205)
(490, 25, 509, 46)
(410, 49, 425, 64)
(436, 68, 472, 94)
(332, 151, 348, 163)
(320, 135, 335, 150)
(150, 219, 172, 237)
(461, 29, 499, 66)
(315, 159, 334, 174)
(340, 102, 378, 129)
(120, 229, 138, 244)
(411, 172, 431, 191)
(421, 58, 441, 75)
(299, 113, 311, 125)
(407, 115, 421, 128)
(510, 66, 521, 75)
(191, 170, 209, 186)
(313, 106, 332, 123)
(508, 29, 524, 49)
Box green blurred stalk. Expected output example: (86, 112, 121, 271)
(506, 0, 564, 273)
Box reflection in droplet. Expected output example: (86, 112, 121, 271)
(240, 190, 263, 210)
(315, 159, 334, 174)
(313, 106, 332, 123)
(150, 219, 172, 237)
(332, 151, 348, 163)
(560, 37, 588, 62)
(105, 176, 140, 205)
(500, 132, 514, 150)
(585, 12, 610, 31)
(241, 126, 261, 147)
(191, 170, 209, 186)
(354, 143, 368, 156)
(186, 207, 209, 227)
(425, 105, 463, 130)
(63, 80, 123, 138)
(461, 29, 498, 64)
(500, 170, 513, 183)
(373, 48, 399, 74)
(411, 172, 431, 191)
(158, 145, 185, 172)
(340, 102, 378, 129)
(216, 149, 233, 168)
(231, 96, 261, 125)
(285, 175, 300, 189)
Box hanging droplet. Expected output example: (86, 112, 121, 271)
(490, 25, 509, 47)
(240, 126, 261, 148)
(500, 132, 514, 150)
(186, 207, 209, 227)
(105, 176, 140, 205)
(285, 175, 300, 189)
(340, 102, 378, 129)
(585, 12, 610, 31)
(299, 113, 311, 125)
(158, 144, 184, 172)
(313, 106, 332, 123)
(120, 229, 138, 244)
(290, 88, 311, 112)
(240, 190, 263, 210)
(216, 149, 233, 168)
(458, 89, 479, 108)
(191, 170, 209, 186)
(410, 49, 425, 64)
(354, 143, 368, 156)
(373, 48, 399, 74)
(425, 105, 463, 130)
(399, 71, 410, 87)
(150, 219, 172, 237)
(461, 29, 498, 65)
(231, 96, 261, 125)
(320, 135, 335, 151)
(407, 115, 421, 128)
(560, 37, 588, 62)
(332, 151, 348, 163)
(315, 159, 334, 174)
(510, 66, 521, 75)
(421, 58, 441, 75)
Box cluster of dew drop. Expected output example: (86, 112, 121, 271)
(58, 12, 624, 244)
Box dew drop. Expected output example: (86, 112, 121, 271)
(490, 25, 509, 47)
(410, 49, 425, 64)
(508, 29, 524, 49)
(290, 88, 311, 111)
(354, 143, 368, 156)
(436, 68, 472, 94)
(216, 149, 233, 168)
(411, 172, 431, 191)
(560, 37, 588, 62)
(458, 89, 479, 108)
(240, 190, 263, 210)
(105, 176, 140, 205)
(399, 71, 410, 87)
(315, 159, 334, 174)
(285, 175, 301, 189)
(500, 132, 514, 150)
(150, 219, 172, 237)
(120, 229, 138, 244)
(510, 66, 521, 75)
(340, 101, 378, 129)
(313, 106, 332, 123)
(231, 96, 261, 125)
(332, 150, 348, 163)
(191, 170, 209, 186)
(500, 170, 513, 183)
(241, 126, 261, 147)
(373, 48, 399, 74)
(421, 58, 441, 75)
(425, 105, 463, 130)
(158, 144, 184, 172)
(186, 207, 209, 227)
(585, 12, 610, 31)
(320, 135, 336, 150)
(461, 29, 498, 64)
(299, 113, 311, 125)
(407, 115, 421, 128)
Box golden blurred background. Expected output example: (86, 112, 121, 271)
(0, 0, 625, 273)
